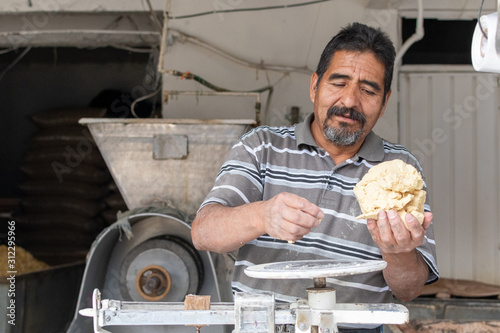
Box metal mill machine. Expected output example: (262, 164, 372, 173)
(67, 117, 255, 333)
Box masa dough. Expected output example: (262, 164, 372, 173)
(353, 159, 426, 228)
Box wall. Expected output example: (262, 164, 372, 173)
(400, 66, 500, 285)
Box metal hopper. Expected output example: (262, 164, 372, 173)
(80, 118, 255, 215)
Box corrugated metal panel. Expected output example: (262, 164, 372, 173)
(399, 68, 500, 285)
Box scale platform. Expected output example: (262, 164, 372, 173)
(245, 259, 387, 279)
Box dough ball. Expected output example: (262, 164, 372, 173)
(353, 159, 426, 229)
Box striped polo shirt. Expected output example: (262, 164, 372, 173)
(200, 112, 439, 307)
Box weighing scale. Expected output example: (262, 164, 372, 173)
(80, 259, 409, 332)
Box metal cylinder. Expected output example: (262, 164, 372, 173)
(306, 287, 336, 310)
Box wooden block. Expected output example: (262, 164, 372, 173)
(184, 295, 211, 310)
(184, 295, 211, 330)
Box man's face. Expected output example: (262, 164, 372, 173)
(310, 50, 391, 147)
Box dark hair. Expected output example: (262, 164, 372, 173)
(315, 23, 396, 100)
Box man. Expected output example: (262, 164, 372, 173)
(191, 23, 438, 331)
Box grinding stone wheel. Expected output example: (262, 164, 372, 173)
(119, 237, 203, 302)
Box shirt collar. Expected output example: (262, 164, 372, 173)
(295, 112, 317, 147)
(295, 112, 385, 162)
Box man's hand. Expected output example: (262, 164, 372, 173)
(366, 210, 432, 253)
(366, 210, 433, 302)
(191, 193, 324, 253)
(262, 192, 324, 242)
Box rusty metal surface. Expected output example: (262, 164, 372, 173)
(421, 278, 500, 299)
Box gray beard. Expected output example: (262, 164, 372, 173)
(323, 123, 364, 147)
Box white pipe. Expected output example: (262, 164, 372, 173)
(0, 29, 160, 39)
(164, 90, 261, 102)
(157, 0, 172, 73)
(0, 29, 160, 36)
(395, 0, 424, 66)
(496, 0, 500, 54)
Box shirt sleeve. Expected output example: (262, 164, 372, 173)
(198, 133, 264, 212)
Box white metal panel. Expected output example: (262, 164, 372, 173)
(399, 67, 500, 285)
(397, 0, 496, 20)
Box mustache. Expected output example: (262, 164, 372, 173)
(327, 106, 366, 125)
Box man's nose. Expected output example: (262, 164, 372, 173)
(339, 84, 361, 109)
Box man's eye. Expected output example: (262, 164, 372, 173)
(362, 88, 375, 95)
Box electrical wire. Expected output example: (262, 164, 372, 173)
(0, 46, 31, 82)
(130, 45, 163, 118)
(168, 70, 276, 93)
(167, 29, 313, 75)
(130, 87, 162, 118)
(478, 0, 488, 39)
(145, 0, 164, 33)
(0, 48, 16, 55)
(110, 44, 157, 53)
(165, 70, 291, 124)
(157, 0, 315, 75)
(167, 0, 333, 20)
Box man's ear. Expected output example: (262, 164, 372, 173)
(310, 72, 319, 103)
